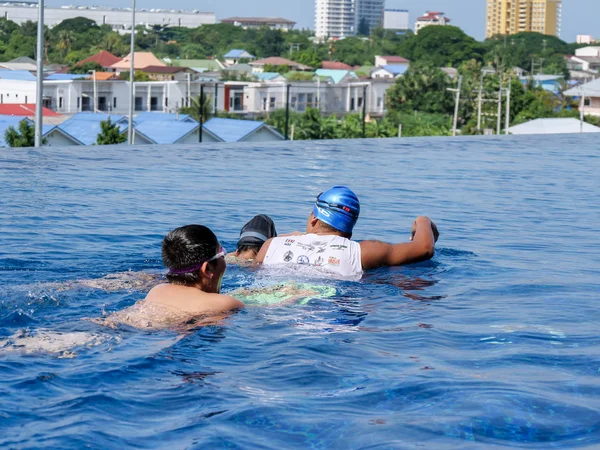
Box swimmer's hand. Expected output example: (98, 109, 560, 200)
(411, 219, 439, 243)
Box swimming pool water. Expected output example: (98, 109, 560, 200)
(1, 135, 599, 448)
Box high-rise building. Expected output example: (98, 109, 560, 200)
(415, 11, 451, 34)
(315, 0, 384, 39)
(383, 9, 410, 32)
(485, 0, 562, 38)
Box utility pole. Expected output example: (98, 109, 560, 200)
(497, 82, 503, 135)
(34, 0, 44, 147)
(362, 84, 367, 138)
(448, 76, 462, 137)
(92, 69, 98, 113)
(580, 88, 585, 133)
(127, 0, 136, 145)
(284, 84, 291, 140)
(198, 84, 204, 143)
(504, 78, 511, 134)
(477, 73, 484, 134)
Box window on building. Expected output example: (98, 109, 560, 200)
(114, 97, 117, 108)
(584, 98, 591, 106)
(357, 97, 363, 108)
(150, 97, 159, 111)
(59, 97, 63, 108)
(262, 97, 267, 111)
(1, 94, 3, 103)
(270, 97, 276, 109)
(165, 97, 168, 107)
(377, 97, 382, 108)
(135, 97, 143, 111)
(77, 97, 81, 109)
(25, 96, 27, 103)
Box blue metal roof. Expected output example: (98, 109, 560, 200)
(134, 112, 193, 123)
(224, 49, 254, 59)
(58, 114, 126, 145)
(0, 117, 59, 146)
(45, 73, 87, 81)
(134, 120, 199, 144)
(255, 72, 281, 81)
(381, 64, 409, 76)
(0, 70, 36, 81)
(203, 118, 270, 143)
(315, 69, 357, 84)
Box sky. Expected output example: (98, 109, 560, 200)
(46, 0, 600, 43)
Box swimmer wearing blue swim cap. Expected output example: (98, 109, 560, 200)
(256, 186, 439, 279)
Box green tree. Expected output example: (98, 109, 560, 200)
(56, 30, 74, 58)
(401, 25, 486, 67)
(119, 71, 151, 81)
(96, 119, 126, 145)
(53, 17, 99, 34)
(357, 18, 370, 37)
(179, 94, 213, 122)
(4, 120, 45, 147)
(69, 61, 103, 74)
(386, 63, 455, 115)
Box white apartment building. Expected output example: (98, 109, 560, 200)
(315, 0, 384, 39)
(0, 1, 216, 30)
(383, 9, 410, 31)
(415, 11, 451, 34)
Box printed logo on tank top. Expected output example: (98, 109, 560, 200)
(328, 256, 341, 266)
(330, 244, 348, 251)
(297, 255, 310, 265)
(283, 251, 294, 262)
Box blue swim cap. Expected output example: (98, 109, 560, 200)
(313, 186, 360, 234)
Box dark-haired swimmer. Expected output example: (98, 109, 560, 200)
(97, 225, 243, 330)
(227, 214, 278, 264)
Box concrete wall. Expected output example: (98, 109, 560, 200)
(45, 129, 80, 146)
(0, 79, 37, 104)
(575, 47, 600, 58)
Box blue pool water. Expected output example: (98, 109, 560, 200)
(1, 135, 599, 448)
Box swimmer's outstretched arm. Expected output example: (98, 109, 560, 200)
(359, 216, 438, 270)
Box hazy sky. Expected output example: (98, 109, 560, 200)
(47, 0, 600, 42)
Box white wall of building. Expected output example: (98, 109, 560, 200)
(575, 47, 600, 58)
(242, 127, 283, 142)
(383, 9, 409, 31)
(45, 129, 80, 146)
(0, 5, 215, 29)
(0, 79, 37, 104)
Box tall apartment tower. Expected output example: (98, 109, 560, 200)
(315, 0, 384, 39)
(485, 0, 562, 38)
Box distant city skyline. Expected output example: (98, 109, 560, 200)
(44, 0, 600, 42)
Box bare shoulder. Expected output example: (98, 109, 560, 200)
(255, 238, 274, 263)
(187, 292, 244, 314)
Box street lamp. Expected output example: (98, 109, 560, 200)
(34, 0, 45, 147)
(127, 0, 136, 145)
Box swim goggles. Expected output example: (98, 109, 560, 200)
(316, 193, 359, 219)
(168, 246, 227, 275)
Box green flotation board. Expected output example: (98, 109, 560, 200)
(233, 282, 337, 306)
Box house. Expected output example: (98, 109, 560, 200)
(220, 17, 296, 32)
(203, 118, 284, 142)
(314, 69, 358, 84)
(134, 112, 195, 123)
(132, 119, 212, 144)
(0, 71, 37, 105)
(374, 56, 409, 68)
(0, 56, 38, 72)
(321, 61, 354, 71)
(371, 65, 409, 79)
(566, 55, 600, 73)
(564, 77, 600, 117)
(140, 66, 194, 81)
(520, 75, 564, 94)
(0, 116, 81, 147)
(249, 57, 313, 73)
(415, 11, 451, 34)
(110, 53, 166, 73)
(223, 50, 256, 66)
(76, 51, 122, 71)
(508, 118, 600, 135)
(441, 67, 458, 79)
(165, 58, 225, 72)
(57, 113, 129, 146)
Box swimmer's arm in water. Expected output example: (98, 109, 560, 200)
(254, 238, 273, 264)
(360, 216, 437, 270)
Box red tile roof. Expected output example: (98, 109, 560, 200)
(381, 56, 410, 63)
(77, 50, 122, 68)
(0, 104, 60, 117)
(321, 61, 353, 70)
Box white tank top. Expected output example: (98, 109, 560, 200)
(263, 234, 363, 280)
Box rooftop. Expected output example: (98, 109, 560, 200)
(250, 57, 312, 70)
(0, 104, 60, 117)
(203, 118, 279, 142)
(0, 70, 36, 81)
(509, 118, 600, 135)
(77, 50, 122, 68)
(224, 49, 255, 59)
(58, 113, 126, 146)
(221, 17, 296, 25)
(140, 66, 190, 74)
(111, 53, 165, 71)
(321, 61, 354, 71)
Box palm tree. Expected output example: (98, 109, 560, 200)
(180, 94, 213, 122)
(56, 30, 73, 58)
